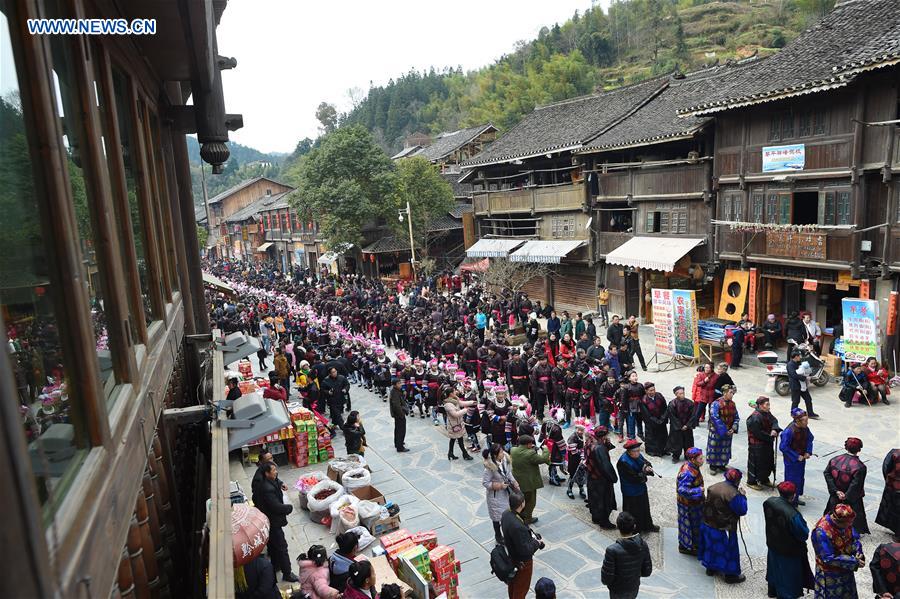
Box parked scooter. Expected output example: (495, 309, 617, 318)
(758, 340, 830, 396)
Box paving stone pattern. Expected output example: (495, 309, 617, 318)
(228, 326, 898, 599)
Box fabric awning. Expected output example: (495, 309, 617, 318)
(202, 272, 234, 296)
(604, 236, 705, 272)
(318, 251, 338, 264)
(459, 258, 489, 273)
(256, 242, 273, 252)
(508, 239, 586, 264)
(465, 238, 527, 258)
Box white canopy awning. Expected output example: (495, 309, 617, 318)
(256, 242, 274, 252)
(202, 272, 234, 296)
(604, 236, 704, 272)
(465, 238, 527, 258)
(318, 251, 338, 264)
(508, 239, 586, 263)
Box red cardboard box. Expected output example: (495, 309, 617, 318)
(411, 530, 438, 551)
(432, 559, 461, 582)
(379, 529, 412, 550)
(428, 545, 455, 570)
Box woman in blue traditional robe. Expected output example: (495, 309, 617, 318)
(811, 504, 864, 599)
(780, 408, 814, 505)
(706, 385, 740, 473)
(698, 468, 748, 584)
(675, 447, 705, 555)
(763, 480, 814, 599)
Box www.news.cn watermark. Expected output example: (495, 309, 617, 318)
(27, 19, 156, 35)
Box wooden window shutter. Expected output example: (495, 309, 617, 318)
(837, 191, 850, 225)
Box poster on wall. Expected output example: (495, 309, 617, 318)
(762, 144, 805, 172)
(841, 298, 880, 362)
(652, 289, 699, 359)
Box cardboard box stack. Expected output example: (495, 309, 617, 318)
(380, 529, 414, 570)
(411, 530, 438, 551)
(429, 545, 460, 598)
(399, 544, 432, 583)
(237, 359, 254, 380)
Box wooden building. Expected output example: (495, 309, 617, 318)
(208, 176, 293, 260)
(460, 79, 696, 313)
(258, 194, 322, 271)
(678, 0, 900, 346)
(0, 0, 239, 597)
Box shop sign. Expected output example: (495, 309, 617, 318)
(652, 288, 699, 359)
(841, 298, 880, 362)
(762, 143, 805, 172)
(888, 291, 898, 336)
(802, 279, 817, 291)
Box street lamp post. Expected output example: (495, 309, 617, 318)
(398, 201, 416, 277)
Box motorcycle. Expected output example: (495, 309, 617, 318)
(758, 340, 830, 397)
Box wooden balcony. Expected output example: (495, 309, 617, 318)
(595, 162, 708, 200)
(718, 228, 856, 265)
(595, 231, 633, 256)
(473, 182, 584, 215)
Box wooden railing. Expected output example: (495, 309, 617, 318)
(473, 182, 584, 215)
(718, 228, 856, 263)
(207, 349, 235, 599)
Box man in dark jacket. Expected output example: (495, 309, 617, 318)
(500, 491, 544, 599)
(251, 450, 287, 497)
(787, 351, 818, 417)
(601, 511, 652, 599)
(763, 481, 814, 599)
(585, 426, 618, 529)
(606, 315, 624, 348)
(320, 367, 349, 428)
(389, 379, 409, 452)
(253, 463, 297, 582)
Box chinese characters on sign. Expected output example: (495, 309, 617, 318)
(762, 143, 805, 172)
(841, 298, 880, 362)
(652, 289, 699, 359)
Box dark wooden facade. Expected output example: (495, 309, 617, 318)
(0, 0, 237, 596)
(712, 69, 899, 329)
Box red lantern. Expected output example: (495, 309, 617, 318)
(34, 286, 45, 296)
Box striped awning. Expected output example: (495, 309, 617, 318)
(508, 239, 586, 264)
(605, 236, 704, 272)
(465, 238, 527, 258)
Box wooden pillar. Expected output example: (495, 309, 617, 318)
(117, 548, 136, 597)
(135, 493, 162, 599)
(126, 517, 150, 599)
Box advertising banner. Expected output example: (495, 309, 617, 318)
(652, 289, 699, 359)
(762, 144, 805, 172)
(841, 298, 880, 362)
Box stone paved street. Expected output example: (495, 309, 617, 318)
(228, 328, 899, 598)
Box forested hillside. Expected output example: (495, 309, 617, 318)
(340, 0, 835, 153)
(187, 136, 285, 206)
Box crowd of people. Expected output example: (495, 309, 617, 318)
(207, 259, 899, 599)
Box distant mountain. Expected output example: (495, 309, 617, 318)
(187, 137, 287, 209)
(186, 135, 286, 167)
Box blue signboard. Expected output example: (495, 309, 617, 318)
(762, 144, 805, 172)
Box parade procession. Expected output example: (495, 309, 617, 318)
(2, 0, 900, 598)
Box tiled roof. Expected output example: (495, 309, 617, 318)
(442, 172, 474, 198)
(678, 0, 900, 115)
(448, 201, 472, 219)
(208, 176, 291, 204)
(462, 79, 667, 167)
(579, 65, 746, 152)
(414, 124, 495, 163)
(427, 213, 462, 232)
(195, 205, 208, 223)
(361, 235, 415, 254)
(223, 190, 292, 223)
(391, 146, 422, 160)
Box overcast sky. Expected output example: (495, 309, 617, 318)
(217, 0, 603, 154)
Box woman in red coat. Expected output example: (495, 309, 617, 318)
(559, 333, 576, 362)
(865, 357, 891, 405)
(691, 363, 717, 422)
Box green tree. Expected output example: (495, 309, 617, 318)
(315, 102, 338, 135)
(392, 156, 454, 245)
(288, 125, 396, 248)
(196, 224, 209, 249)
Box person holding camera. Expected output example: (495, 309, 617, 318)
(510, 435, 550, 524)
(616, 439, 659, 533)
(483, 443, 520, 545)
(500, 491, 545, 599)
(601, 512, 653, 599)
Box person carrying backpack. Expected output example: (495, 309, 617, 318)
(500, 491, 545, 599)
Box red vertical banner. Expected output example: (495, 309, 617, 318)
(748, 268, 758, 321)
(888, 291, 898, 336)
(859, 280, 870, 299)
